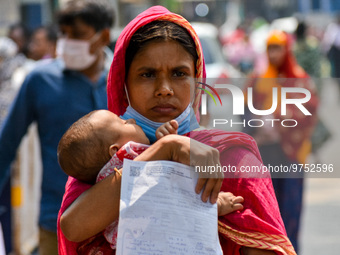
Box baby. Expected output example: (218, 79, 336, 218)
(58, 109, 243, 249)
(58, 109, 152, 184)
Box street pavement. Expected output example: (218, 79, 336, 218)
(300, 78, 340, 255)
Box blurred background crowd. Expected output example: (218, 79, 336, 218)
(0, 0, 340, 255)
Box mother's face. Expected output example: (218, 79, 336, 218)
(126, 40, 196, 122)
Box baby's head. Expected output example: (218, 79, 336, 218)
(58, 110, 149, 184)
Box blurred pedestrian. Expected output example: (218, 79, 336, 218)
(7, 23, 31, 58)
(294, 21, 332, 158)
(11, 24, 58, 88)
(322, 13, 340, 87)
(0, 37, 26, 124)
(0, 0, 114, 254)
(244, 30, 319, 252)
(0, 36, 27, 254)
(28, 25, 57, 61)
(294, 21, 321, 80)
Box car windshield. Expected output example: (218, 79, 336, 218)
(199, 37, 213, 64)
(199, 36, 226, 65)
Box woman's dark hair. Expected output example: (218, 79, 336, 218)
(57, 0, 114, 32)
(125, 21, 198, 77)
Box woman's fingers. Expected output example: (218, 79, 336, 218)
(195, 177, 223, 204)
(195, 178, 207, 195)
(203, 164, 223, 204)
(209, 178, 223, 204)
(196, 178, 216, 203)
(200, 178, 217, 203)
(188, 139, 223, 203)
(165, 135, 224, 204)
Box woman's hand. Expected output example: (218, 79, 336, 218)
(173, 135, 223, 204)
(144, 134, 224, 204)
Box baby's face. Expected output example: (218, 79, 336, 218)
(94, 110, 150, 147)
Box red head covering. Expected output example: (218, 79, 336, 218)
(107, 5, 206, 117)
(264, 30, 307, 79)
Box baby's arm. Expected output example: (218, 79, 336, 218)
(155, 120, 179, 140)
(217, 192, 244, 216)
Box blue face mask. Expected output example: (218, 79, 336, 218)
(120, 105, 200, 143)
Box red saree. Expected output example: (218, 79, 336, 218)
(58, 130, 295, 255)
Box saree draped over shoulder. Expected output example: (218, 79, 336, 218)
(189, 130, 295, 255)
(57, 6, 296, 255)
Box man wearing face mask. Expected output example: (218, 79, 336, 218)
(0, 1, 114, 254)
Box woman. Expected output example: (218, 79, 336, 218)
(244, 30, 319, 252)
(58, 7, 296, 255)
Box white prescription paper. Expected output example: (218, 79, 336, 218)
(116, 159, 223, 255)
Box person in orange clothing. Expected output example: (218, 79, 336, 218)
(244, 30, 319, 252)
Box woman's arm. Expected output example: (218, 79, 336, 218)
(61, 134, 223, 242)
(60, 172, 121, 242)
(61, 136, 174, 242)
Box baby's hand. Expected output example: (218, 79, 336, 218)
(156, 120, 178, 140)
(217, 192, 244, 216)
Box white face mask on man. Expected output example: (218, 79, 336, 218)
(56, 33, 100, 71)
